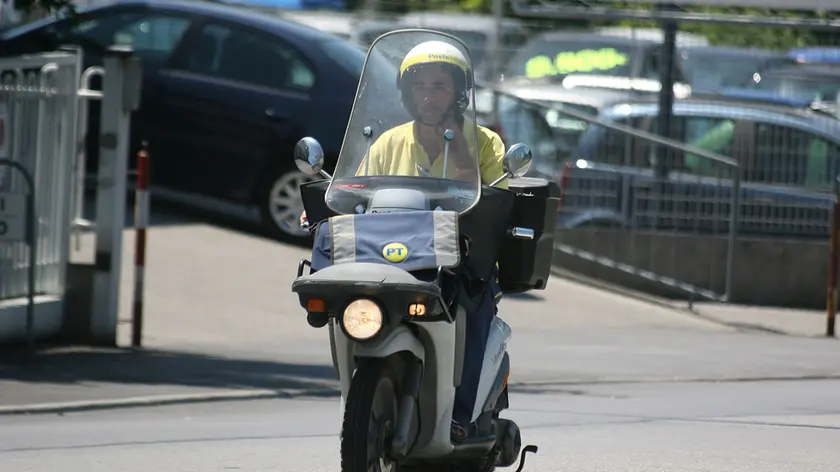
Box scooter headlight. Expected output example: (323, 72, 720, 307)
(342, 298, 383, 340)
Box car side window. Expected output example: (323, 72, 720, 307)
(61, 12, 191, 61)
(682, 117, 736, 175)
(179, 23, 315, 92)
(754, 123, 840, 187)
(648, 116, 735, 175)
(497, 95, 560, 167)
(593, 117, 645, 166)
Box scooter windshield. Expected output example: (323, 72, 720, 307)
(326, 29, 482, 216)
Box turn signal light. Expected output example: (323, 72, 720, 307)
(307, 298, 326, 313)
(408, 303, 426, 316)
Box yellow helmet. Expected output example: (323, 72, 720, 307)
(399, 40, 470, 80)
(396, 40, 474, 122)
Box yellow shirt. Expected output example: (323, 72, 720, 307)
(356, 121, 508, 189)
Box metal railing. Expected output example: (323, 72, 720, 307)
(477, 82, 742, 301)
(71, 66, 104, 247)
(0, 52, 81, 300)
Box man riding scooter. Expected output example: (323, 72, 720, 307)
(300, 39, 509, 443)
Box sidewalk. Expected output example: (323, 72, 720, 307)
(1, 219, 341, 415)
(551, 267, 835, 339)
(688, 303, 832, 338)
(1, 219, 837, 415)
(0, 345, 339, 414)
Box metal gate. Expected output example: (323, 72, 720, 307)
(0, 51, 81, 300)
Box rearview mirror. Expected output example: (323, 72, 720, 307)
(503, 143, 533, 178)
(294, 137, 326, 176)
(489, 143, 532, 187)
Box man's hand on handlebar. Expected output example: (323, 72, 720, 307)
(299, 210, 309, 230)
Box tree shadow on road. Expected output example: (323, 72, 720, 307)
(0, 347, 338, 393)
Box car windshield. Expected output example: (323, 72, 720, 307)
(750, 73, 840, 102)
(358, 26, 398, 46)
(680, 49, 790, 91)
(326, 30, 482, 216)
(503, 38, 636, 79)
(0, 16, 53, 40)
(320, 39, 372, 78)
(321, 38, 401, 92)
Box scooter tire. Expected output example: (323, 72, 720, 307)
(340, 360, 400, 472)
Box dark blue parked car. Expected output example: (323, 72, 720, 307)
(0, 0, 388, 243)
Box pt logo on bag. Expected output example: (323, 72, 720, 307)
(382, 242, 409, 263)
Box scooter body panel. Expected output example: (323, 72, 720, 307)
(471, 317, 512, 423)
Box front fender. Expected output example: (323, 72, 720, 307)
(354, 325, 425, 364)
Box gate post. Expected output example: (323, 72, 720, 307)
(90, 45, 143, 346)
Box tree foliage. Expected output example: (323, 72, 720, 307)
(598, 2, 837, 49)
(354, 0, 838, 50)
(17, 0, 838, 50)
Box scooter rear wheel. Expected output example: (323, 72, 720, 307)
(341, 360, 400, 472)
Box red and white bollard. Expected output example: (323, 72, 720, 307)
(132, 142, 150, 348)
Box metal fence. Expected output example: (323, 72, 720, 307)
(0, 52, 81, 300)
(429, 5, 839, 303)
(71, 66, 104, 244)
(478, 84, 744, 300)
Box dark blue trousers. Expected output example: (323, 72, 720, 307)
(452, 278, 501, 425)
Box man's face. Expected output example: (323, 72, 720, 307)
(410, 64, 455, 124)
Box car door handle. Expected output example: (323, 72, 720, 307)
(265, 108, 288, 121)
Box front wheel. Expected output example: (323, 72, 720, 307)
(341, 361, 400, 472)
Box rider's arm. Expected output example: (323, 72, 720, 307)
(479, 129, 508, 189)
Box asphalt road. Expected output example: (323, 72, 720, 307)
(3, 379, 840, 472)
(4, 199, 838, 470)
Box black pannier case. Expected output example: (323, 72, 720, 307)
(496, 177, 560, 293)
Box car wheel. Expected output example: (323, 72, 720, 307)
(258, 167, 320, 245)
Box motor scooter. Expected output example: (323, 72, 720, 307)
(291, 29, 559, 472)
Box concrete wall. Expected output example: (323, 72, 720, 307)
(0, 263, 96, 346)
(0, 296, 64, 344)
(553, 228, 829, 309)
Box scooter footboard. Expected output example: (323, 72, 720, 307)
(472, 317, 512, 422)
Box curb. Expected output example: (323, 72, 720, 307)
(2, 382, 606, 417)
(6, 373, 840, 417)
(507, 373, 840, 388)
(0, 386, 341, 416)
(549, 266, 686, 311)
(548, 266, 809, 337)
